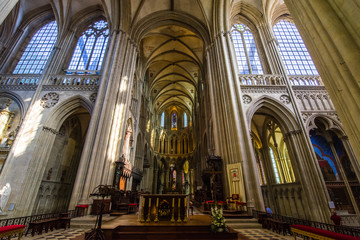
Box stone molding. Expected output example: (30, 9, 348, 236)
(42, 126, 64, 136)
(240, 85, 287, 94)
(0, 85, 37, 91)
(42, 85, 99, 91)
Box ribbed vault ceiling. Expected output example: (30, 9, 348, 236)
(141, 25, 203, 115)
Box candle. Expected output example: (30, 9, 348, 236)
(156, 198, 159, 206)
(178, 198, 180, 207)
(172, 198, 175, 207)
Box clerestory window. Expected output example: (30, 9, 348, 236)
(161, 112, 165, 127)
(273, 20, 318, 75)
(231, 24, 263, 74)
(13, 21, 58, 74)
(184, 113, 188, 128)
(68, 20, 109, 73)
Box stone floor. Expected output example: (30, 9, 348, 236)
(14, 207, 296, 240)
(17, 228, 295, 240)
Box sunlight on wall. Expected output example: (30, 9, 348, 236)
(14, 102, 45, 157)
(107, 102, 125, 163)
(120, 76, 128, 93)
(146, 119, 150, 133)
(150, 129, 155, 148)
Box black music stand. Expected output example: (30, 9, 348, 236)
(85, 185, 114, 240)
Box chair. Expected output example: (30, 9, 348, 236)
(226, 194, 239, 210)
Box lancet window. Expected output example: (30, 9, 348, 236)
(68, 20, 109, 73)
(13, 21, 58, 74)
(171, 113, 177, 130)
(273, 20, 318, 76)
(231, 24, 263, 74)
(161, 112, 165, 127)
(184, 113, 188, 127)
(266, 120, 296, 184)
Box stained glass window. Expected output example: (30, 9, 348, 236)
(171, 113, 177, 130)
(269, 147, 281, 184)
(184, 113, 187, 127)
(68, 20, 109, 73)
(273, 20, 318, 75)
(161, 112, 165, 127)
(231, 24, 263, 74)
(13, 21, 58, 74)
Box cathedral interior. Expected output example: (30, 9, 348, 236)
(0, 0, 359, 228)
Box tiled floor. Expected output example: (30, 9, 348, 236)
(14, 228, 296, 240)
(13, 209, 295, 240)
(17, 228, 86, 240)
(237, 229, 294, 240)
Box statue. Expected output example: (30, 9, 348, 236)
(0, 183, 11, 213)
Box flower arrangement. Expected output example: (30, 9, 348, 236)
(210, 205, 227, 232)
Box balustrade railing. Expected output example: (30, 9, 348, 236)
(253, 210, 360, 237)
(0, 74, 40, 85)
(49, 74, 99, 86)
(0, 209, 77, 233)
(239, 74, 323, 86)
(288, 75, 323, 86)
(239, 74, 285, 86)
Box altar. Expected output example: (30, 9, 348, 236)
(139, 194, 190, 223)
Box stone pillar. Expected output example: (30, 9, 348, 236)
(0, 0, 18, 25)
(205, 29, 264, 211)
(153, 168, 158, 193)
(328, 141, 360, 216)
(284, 0, 360, 161)
(258, 18, 331, 221)
(341, 136, 360, 183)
(284, 130, 329, 221)
(71, 29, 138, 207)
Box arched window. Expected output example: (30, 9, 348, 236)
(161, 112, 165, 127)
(68, 20, 109, 73)
(171, 113, 177, 130)
(269, 147, 281, 184)
(266, 119, 295, 184)
(184, 113, 188, 127)
(13, 21, 58, 74)
(231, 24, 263, 74)
(273, 20, 318, 75)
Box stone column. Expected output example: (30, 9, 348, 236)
(0, 0, 18, 25)
(70, 29, 138, 207)
(205, 29, 264, 211)
(284, 0, 360, 161)
(341, 136, 360, 183)
(284, 130, 329, 221)
(328, 141, 360, 216)
(153, 168, 158, 193)
(258, 18, 331, 221)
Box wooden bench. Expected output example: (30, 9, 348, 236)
(0, 225, 25, 240)
(291, 224, 359, 240)
(25, 216, 70, 237)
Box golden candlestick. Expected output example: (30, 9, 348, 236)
(170, 198, 175, 223)
(140, 198, 145, 223)
(183, 197, 187, 223)
(154, 198, 159, 223)
(177, 198, 182, 223)
(146, 198, 151, 222)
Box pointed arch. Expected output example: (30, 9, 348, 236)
(44, 95, 93, 130)
(247, 96, 299, 134)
